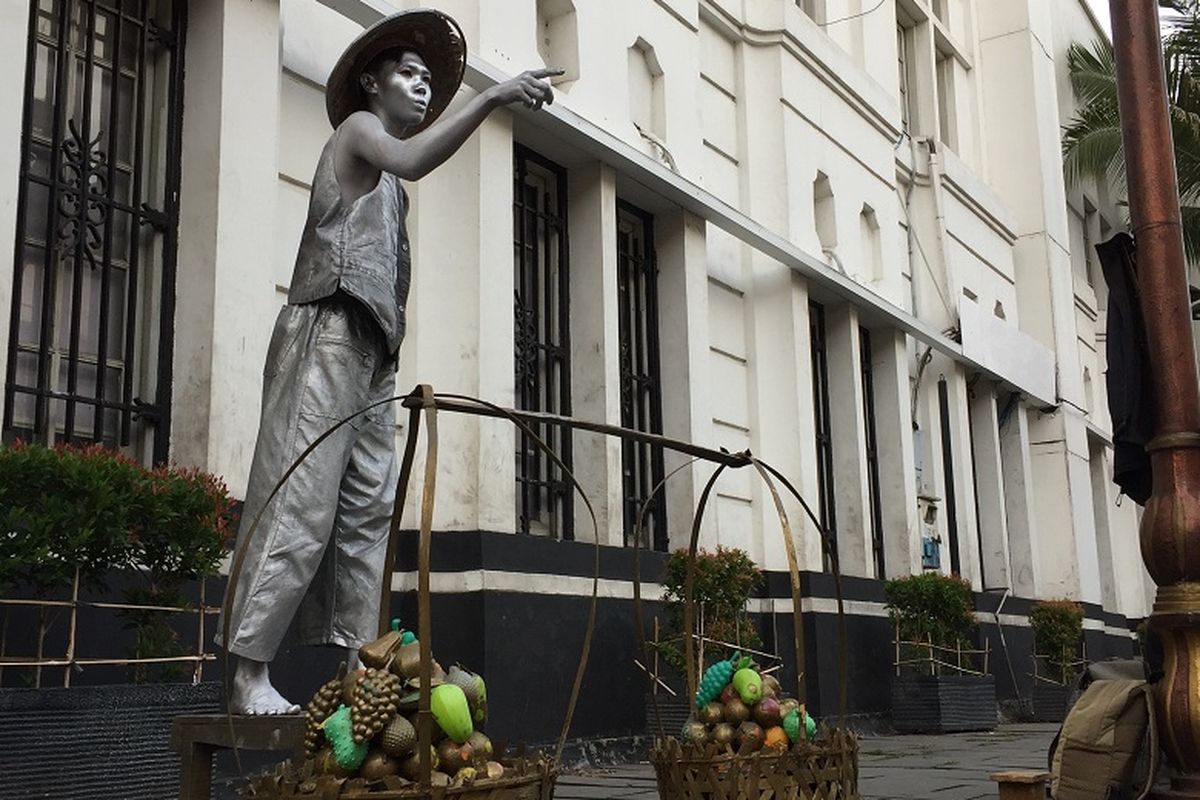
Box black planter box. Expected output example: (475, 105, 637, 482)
(0, 681, 222, 800)
(890, 674, 997, 733)
(1032, 681, 1075, 722)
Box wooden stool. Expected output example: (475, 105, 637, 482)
(171, 713, 306, 800)
(990, 770, 1050, 800)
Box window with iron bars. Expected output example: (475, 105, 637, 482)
(513, 146, 573, 538)
(809, 301, 837, 570)
(616, 201, 666, 551)
(859, 327, 885, 578)
(5, 0, 185, 464)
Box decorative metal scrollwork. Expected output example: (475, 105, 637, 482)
(56, 118, 108, 270)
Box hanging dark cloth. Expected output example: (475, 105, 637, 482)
(1097, 232, 1155, 505)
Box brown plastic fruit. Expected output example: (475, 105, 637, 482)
(722, 698, 750, 724)
(359, 750, 400, 781)
(712, 723, 735, 746)
(753, 696, 782, 728)
(699, 702, 723, 725)
(736, 721, 765, 751)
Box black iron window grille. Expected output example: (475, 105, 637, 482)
(513, 145, 573, 539)
(616, 201, 666, 551)
(809, 301, 837, 571)
(859, 327, 885, 578)
(5, 0, 185, 464)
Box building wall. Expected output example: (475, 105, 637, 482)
(0, 0, 1160, 728)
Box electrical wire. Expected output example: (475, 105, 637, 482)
(822, 0, 888, 28)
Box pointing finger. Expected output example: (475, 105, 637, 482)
(531, 67, 566, 79)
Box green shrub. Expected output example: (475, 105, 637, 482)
(0, 442, 234, 682)
(656, 546, 763, 679)
(885, 572, 977, 673)
(1030, 599, 1084, 685)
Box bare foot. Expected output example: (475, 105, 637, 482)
(230, 657, 301, 715)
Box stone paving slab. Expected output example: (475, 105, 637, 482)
(560, 723, 1061, 800)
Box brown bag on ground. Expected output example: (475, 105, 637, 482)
(1050, 678, 1159, 800)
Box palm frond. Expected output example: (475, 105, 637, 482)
(1063, 105, 1126, 188)
(1067, 41, 1118, 107)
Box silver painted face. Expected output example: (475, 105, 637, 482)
(366, 51, 431, 129)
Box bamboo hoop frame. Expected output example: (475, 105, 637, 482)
(221, 384, 853, 795)
(0, 570, 218, 687)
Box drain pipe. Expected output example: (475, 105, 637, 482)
(990, 586, 1021, 713)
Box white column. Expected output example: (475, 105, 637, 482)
(999, 402, 1041, 598)
(473, 115, 519, 534)
(566, 162, 622, 546)
(0, 0, 30, 393)
(174, 0, 281, 490)
(657, 209, 717, 552)
(824, 303, 872, 578)
(868, 327, 921, 577)
(969, 385, 1011, 589)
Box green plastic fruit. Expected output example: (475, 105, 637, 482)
(732, 667, 762, 704)
(696, 653, 751, 708)
(782, 707, 818, 743)
(431, 683, 474, 743)
(321, 705, 369, 772)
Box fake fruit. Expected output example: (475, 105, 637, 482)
(452, 766, 478, 787)
(446, 665, 488, 724)
(431, 684, 474, 743)
(350, 667, 402, 744)
(466, 731, 494, 762)
(398, 747, 439, 781)
(359, 624, 404, 670)
(314, 747, 349, 777)
(359, 750, 400, 781)
(778, 698, 800, 720)
(485, 761, 505, 779)
(681, 720, 709, 744)
(304, 673, 345, 757)
(699, 702, 723, 725)
(320, 706, 369, 772)
(732, 667, 763, 704)
(712, 723, 735, 746)
(343, 668, 365, 705)
(782, 707, 818, 743)
(380, 714, 417, 757)
(736, 721, 765, 751)
(437, 738, 474, 773)
(722, 698, 750, 725)
(719, 685, 738, 705)
(696, 653, 751, 708)
(753, 696, 782, 728)
(392, 642, 421, 680)
(762, 673, 782, 697)
(764, 726, 789, 751)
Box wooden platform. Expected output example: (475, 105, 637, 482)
(171, 713, 305, 800)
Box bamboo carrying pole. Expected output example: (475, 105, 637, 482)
(1110, 1, 1200, 794)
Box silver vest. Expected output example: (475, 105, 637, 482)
(287, 129, 411, 354)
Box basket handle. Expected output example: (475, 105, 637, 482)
(387, 387, 604, 783)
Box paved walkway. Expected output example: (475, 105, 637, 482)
(555, 723, 1059, 800)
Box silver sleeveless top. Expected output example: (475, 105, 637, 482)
(287, 128, 411, 354)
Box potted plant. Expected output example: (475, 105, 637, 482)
(885, 572, 996, 733)
(648, 546, 763, 733)
(1029, 599, 1085, 721)
(0, 442, 233, 799)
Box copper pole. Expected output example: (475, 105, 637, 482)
(1111, 1, 1200, 794)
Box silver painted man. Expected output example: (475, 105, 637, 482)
(221, 9, 560, 715)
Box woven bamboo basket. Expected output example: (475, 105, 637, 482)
(648, 729, 858, 800)
(243, 744, 555, 799)
(633, 455, 860, 800)
(226, 387, 617, 800)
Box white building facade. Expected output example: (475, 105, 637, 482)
(0, 0, 1155, 736)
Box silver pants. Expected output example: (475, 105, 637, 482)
(219, 296, 398, 662)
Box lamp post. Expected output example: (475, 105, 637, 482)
(1110, 1, 1200, 795)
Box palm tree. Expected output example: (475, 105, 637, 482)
(1062, 0, 1200, 261)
